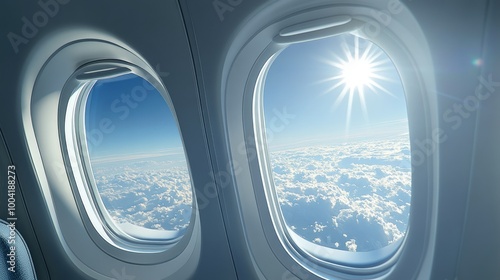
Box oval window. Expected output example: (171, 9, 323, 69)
(261, 33, 411, 256)
(80, 71, 193, 242)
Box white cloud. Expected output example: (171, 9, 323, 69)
(89, 135, 411, 252)
(346, 239, 357, 252)
(91, 157, 192, 233)
(269, 135, 411, 252)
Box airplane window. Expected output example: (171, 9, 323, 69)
(262, 34, 411, 254)
(82, 73, 193, 242)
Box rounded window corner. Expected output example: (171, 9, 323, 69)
(254, 33, 411, 274)
(60, 60, 197, 258)
(223, 4, 437, 277)
(26, 38, 201, 277)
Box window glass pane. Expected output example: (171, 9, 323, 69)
(84, 73, 192, 239)
(263, 34, 410, 252)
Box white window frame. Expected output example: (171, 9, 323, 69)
(221, 2, 439, 279)
(21, 30, 201, 279)
(253, 42, 408, 266)
(62, 61, 193, 247)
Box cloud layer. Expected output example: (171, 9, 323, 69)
(89, 135, 410, 252)
(270, 135, 411, 252)
(92, 157, 192, 235)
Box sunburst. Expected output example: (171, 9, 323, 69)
(323, 35, 394, 130)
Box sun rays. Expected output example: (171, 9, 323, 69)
(322, 35, 395, 131)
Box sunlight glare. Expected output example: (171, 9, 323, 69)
(342, 58, 374, 90)
(322, 35, 394, 131)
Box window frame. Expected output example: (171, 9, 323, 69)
(220, 2, 439, 279)
(253, 42, 409, 268)
(23, 35, 202, 277)
(63, 61, 194, 248)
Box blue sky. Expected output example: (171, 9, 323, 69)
(263, 34, 409, 149)
(84, 34, 408, 159)
(85, 74, 183, 159)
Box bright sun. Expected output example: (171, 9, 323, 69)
(322, 35, 393, 130)
(341, 58, 374, 90)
